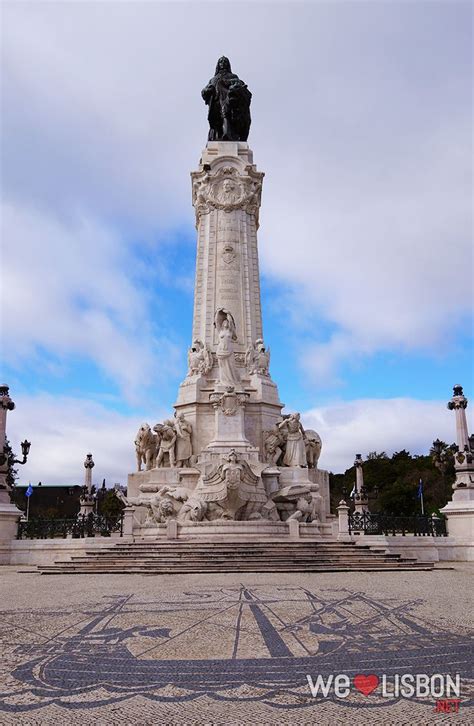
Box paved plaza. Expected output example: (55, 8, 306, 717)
(0, 564, 472, 725)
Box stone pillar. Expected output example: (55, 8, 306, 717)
(175, 142, 283, 459)
(441, 385, 474, 555)
(122, 506, 135, 537)
(0, 386, 23, 543)
(448, 385, 470, 455)
(337, 501, 351, 542)
(0, 385, 16, 502)
(80, 453, 95, 515)
(288, 518, 300, 540)
(353, 454, 369, 514)
(191, 142, 264, 352)
(166, 519, 178, 539)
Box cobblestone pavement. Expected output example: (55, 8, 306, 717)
(0, 564, 472, 725)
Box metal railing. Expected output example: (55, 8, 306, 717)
(348, 512, 447, 537)
(17, 513, 124, 540)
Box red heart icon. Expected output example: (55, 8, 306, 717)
(353, 674, 379, 696)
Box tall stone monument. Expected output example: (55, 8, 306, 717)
(126, 58, 330, 535)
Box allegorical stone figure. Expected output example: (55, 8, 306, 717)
(246, 339, 270, 376)
(215, 311, 241, 388)
(187, 338, 212, 376)
(156, 420, 177, 468)
(278, 413, 307, 467)
(202, 56, 251, 142)
(174, 412, 193, 467)
(263, 425, 284, 466)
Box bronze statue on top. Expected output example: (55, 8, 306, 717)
(202, 57, 251, 142)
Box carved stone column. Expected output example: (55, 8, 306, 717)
(0, 386, 23, 545)
(448, 385, 470, 453)
(337, 501, 351, 542)
(441, 385, 474, 553)
(80, 453, 95, 515)
(191, 142, 264, 353)
(175, 142, 283, 460)
(0, 385, 16, 501)
(353, 454, 369, 514)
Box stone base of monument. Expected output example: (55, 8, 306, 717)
(440, 488, 474, 559)
(126, 463, 331, 539)
(0, 500, 23, 542)
(134, 519, 331, 540)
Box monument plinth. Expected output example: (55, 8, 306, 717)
(125, 58, 331, 535)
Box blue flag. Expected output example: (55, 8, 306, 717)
(25, 483, 33, 498)
(417, 479, 423, 499)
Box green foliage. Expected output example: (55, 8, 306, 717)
(329, 443, 456, 515)
(100, 489, 125, 518)
(4, 439, 19, 490)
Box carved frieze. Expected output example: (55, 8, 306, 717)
(192, 166, 263, 227)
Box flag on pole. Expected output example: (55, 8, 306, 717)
(350, 484, 356, 498)
(417, 479, 423, 499)
(25, 483, 33, 497)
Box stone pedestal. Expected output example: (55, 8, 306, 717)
(206, 389, 251, 449)
(0, 499, 22, 542)
(79, 497, 95, 516)
(337, 501, 351, 542)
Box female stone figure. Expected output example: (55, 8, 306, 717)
(278, 413, 307, 467)
(216, 319, 241, 388)
(174, 413, 193, 467)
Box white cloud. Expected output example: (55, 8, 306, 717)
(1, 201, 181, 401)
(7, 393, 168, 487)
(1, 2, 471, 396)
(303, 397, 472, 474)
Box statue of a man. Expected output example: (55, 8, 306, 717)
(174, 413, 193, 467)
(202, 56, 251, 142)
(156, 421, 177, 468)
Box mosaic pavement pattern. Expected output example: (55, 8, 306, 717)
(0, 569, 473, 724)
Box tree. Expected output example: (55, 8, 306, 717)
(100, 489, 125, 519)
(3, 439, 19, 491)
(329, 446, 455, 516)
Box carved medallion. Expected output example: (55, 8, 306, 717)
(222, 244, 236, 265)
(192, 166, 263, 227)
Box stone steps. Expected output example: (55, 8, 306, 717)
(39, 538, 433, 574)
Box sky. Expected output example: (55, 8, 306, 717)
(1, 0, 472, 486)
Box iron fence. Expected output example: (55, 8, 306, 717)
(348, 512, 447, 537)
(17, 513, 123, 540)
